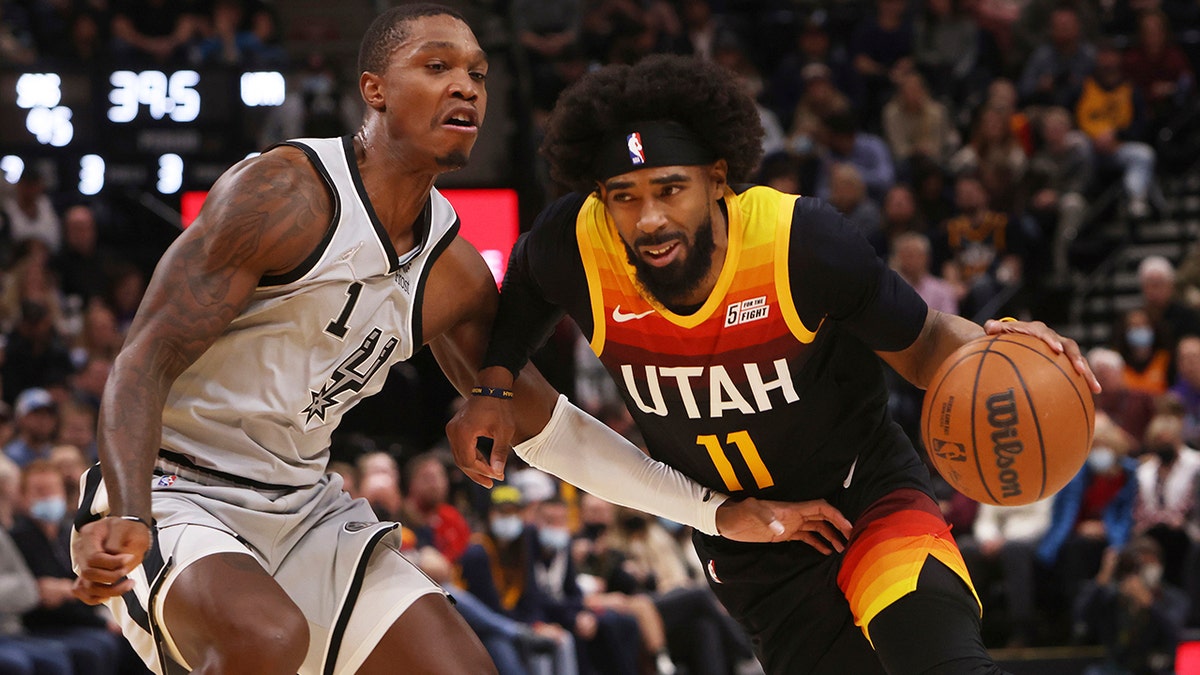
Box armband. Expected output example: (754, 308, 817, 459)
(471, 386, 515, 400)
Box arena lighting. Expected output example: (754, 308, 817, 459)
(16, 73, 72, 147)
(1, 156, 24, 183)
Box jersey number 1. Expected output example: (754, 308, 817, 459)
(697, 430, 774, 492)
(325, 282, 364, 338)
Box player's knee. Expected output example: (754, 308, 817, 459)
(193, 605, 309, 675)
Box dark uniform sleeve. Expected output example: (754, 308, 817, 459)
(482, 192, 591, 377)
(787, 197, 928, 351)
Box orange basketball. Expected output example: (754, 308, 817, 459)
(921, 332, 1095, 506)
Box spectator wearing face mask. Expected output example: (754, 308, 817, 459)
(1132, 414, 1200, 589)
(459, 486, 642, 675)
(1113, 307, 1172, 396)
(1073, 536, 1189, 675)
(10, 461, 128, 675)
(1038, 412, 1140, 605)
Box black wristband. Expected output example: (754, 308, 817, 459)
(113, 515, 153, 530)
(471, 386, 515, 400)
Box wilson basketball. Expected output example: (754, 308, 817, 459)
(921, 332, 1095, 506)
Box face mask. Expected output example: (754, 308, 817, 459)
(1089, 446, 1116, 473)
(1141, 563, 1163, 588)
(490, 515, 524, 542)
(1127, 326, 1154, 349)
(538, 527, 571, 552)
(657, 517, 685, 535)
(29, 496, 66, 524)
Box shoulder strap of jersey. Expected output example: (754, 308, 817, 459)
(769, 189, 821, 343)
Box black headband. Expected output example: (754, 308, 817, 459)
(593, 120, 717, 182)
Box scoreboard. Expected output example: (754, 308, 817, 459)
(0, 66, 286, 196)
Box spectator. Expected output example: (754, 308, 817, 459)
(1037, 412, 1139, 602)
(814, 109, 895, 205)
(880, 183, 927, 244)
(1133, 413, 1200, 588)
(786, 63, 850, 156)
(47, 444, 85, 508)
(402, 451, 472, 563)
(827, 163, 884, 256)
(460, 486, 644, 675)
(881, 71, 959, 169)
(1017, 5, 1096, 108)
(767, 12, 852, 135)
(69, 299, 123, 370)
(52, 205, 118, 307)
(890, 232, 958, 316)
(947, 105, 1028, 197)
(1170, 335, 1200, 446)
(67, 355, 108, 414)
(359, 466, 403, 522)
(1123, 10, 1194, 142)
(0, 3, 36, 66)
(932, 173, 1026, 319)
(964, 499, 1052, 647)
(1, 172, 59, 254)
(1075, 42, 1159, 219)
(847, 0, 915, 131)
(511, 0, 582, 112)
(1074, 536, 1189, 675)
(1027, 106, 1092, 282)
(3, 389, 58, 468)
(1138, 256, 1200, 355)
(1113, 307, 1172, 397)
(1, 242, 65, 336)
(11, 460, 123, 675)
(1090, 346, 1157, 444)
(0, 524, 71, 675)
(415, 545, 571, 675)
(912, 0, 981, 103)
(985, 79, 1035, 155)
(713, 39, 786, 158)
(257, 51, 360, 147)
(103, 262, 145, 336)
(194, 0, 285, 68)
(109, 0, 204, 65)
(676, 0, 737, 62)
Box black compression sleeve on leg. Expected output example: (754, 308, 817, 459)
(867, 557, 1011, 675)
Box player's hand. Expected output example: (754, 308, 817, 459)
(983, 318, 1101, 394)
(446, 380, 515, 488)
(716, 497, 852, 553)
(71, 517, 151, 605)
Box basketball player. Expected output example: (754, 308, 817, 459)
(447, 55, 1103, 674)
(68, 8, 852, 675)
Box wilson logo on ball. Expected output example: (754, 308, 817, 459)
(987, 389, 1024, 499)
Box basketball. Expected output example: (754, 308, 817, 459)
(921, 332, 1095, 506)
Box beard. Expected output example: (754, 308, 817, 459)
(623, 213, 716, 308)
(435, 150, 470, 169)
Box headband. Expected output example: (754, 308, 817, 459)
(592, 120, 717, 182)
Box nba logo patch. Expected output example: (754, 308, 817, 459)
(627, 132, 645, 165)
(155, 475, 176, 487)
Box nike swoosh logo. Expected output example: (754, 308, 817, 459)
(612, 305, 655, 323)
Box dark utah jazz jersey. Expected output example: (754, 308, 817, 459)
(512, 185, 930, 504)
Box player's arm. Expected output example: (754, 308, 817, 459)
(74, 148, 331, 603)
(879, 311, 1100, 393)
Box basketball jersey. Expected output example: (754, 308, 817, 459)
(498, 185, 930, 505)
(160, 136, 460, 487)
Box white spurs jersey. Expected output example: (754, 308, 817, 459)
(160, 136, 461, 487)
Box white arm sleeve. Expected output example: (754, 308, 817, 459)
(513, 394, 728, 536)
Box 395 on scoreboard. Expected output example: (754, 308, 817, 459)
(0, 66, 287, 196)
